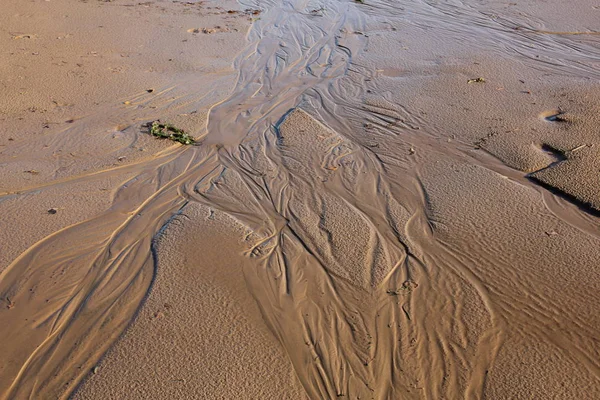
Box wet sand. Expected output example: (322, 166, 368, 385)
(1, 0, 600, 399)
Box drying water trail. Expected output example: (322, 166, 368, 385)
(1, 0, 599, 399)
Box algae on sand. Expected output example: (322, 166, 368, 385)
(149, 121, 195, 145)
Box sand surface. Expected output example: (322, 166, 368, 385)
(1, 0, 599, 399)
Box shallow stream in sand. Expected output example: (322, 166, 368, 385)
(1, 0, 599, 398)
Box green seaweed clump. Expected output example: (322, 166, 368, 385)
(149, 121, 195, 145)
(467, 77, 486, 84)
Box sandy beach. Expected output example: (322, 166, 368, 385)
(1, 0, 599, 399)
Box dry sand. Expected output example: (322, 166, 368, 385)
(1, 0, 600, 399)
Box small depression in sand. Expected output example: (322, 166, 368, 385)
(540, 109, 568, 122)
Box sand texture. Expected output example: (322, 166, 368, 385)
(1, 0, 599, 399)
(74, 203, 308, 399)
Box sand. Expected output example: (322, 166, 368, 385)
(1, 0, 599, 399)
(73, 203, 308, 399)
